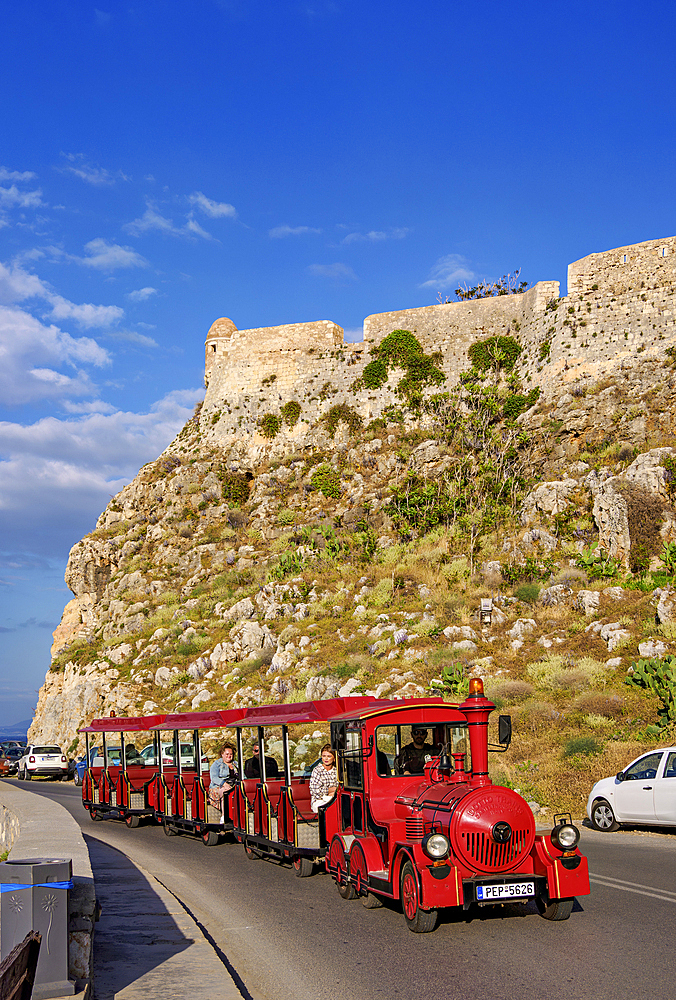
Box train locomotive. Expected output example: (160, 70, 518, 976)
(80, 679, 589, 933)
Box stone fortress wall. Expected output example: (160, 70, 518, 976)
(198, 237, 676, 457)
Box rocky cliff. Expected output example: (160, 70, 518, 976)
(28, 236, 676, 813)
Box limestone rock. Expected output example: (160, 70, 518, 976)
(600, 623, 631, 651)
(443, 625, 478, 641)
(154, 666, 173, 687)
(305, 675, 340, 700)
(656, 587, 676, 624)
(338, 677, 362, 697)
(592, 478, 630, 566)
(191, 689, 213, 710)
(452, 640, 478, 653)
(624, 447, 676, 497)
(575, 590, 600, 616)
(217, 596, 256, 621)
(603, 586, 626, 601)
(638, 639, 669, 658)
(105, 643, 133, 665)
(520, 479, 577, 524)
(540, 584, 571, 606)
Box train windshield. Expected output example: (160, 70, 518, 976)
(374, 723, 470, 777)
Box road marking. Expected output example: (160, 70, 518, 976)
(589, 872, 676, 904)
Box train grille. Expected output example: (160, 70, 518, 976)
(460, 828, 530, 869)
(185, 800, 192, 821)
(130, 792, 144, 810)
(406, 817, 424, 840)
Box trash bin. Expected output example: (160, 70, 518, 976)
(0, 857, 74, 999)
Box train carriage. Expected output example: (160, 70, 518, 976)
(81, 709, 247, 843)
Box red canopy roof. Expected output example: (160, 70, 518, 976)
(78, 713, 167, 733)
(149, 708, 248, 731)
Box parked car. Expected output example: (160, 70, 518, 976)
(0, 746, 25, 777)
(587, 746, 676, 830)
(0, 740, 27, 754)
(138, 742, 209, 770)
(18, 745, 69, 781)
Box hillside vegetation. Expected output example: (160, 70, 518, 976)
(33, 327, 676, 820)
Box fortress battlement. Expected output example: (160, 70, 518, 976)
(200, 237, 676, 455)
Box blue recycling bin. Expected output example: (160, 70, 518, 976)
(0, 857, 73, 999)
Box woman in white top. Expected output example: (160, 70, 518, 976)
(310, 744, 337, 812)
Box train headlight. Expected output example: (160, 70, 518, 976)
(551, 822, 580, 851)
(422, 833, 450, 860)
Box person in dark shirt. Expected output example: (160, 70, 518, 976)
(395, 727, 440, 774)
(244, 741, 280, 779)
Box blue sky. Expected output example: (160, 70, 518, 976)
(1, 0, 674, 726)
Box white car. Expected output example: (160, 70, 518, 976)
(587, 746, 676, 831)
(139, 742, 209, 770)
(18, 744, 68, 781)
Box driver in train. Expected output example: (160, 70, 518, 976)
(395, 727, 441, 774)
(244, 741, 280, 779)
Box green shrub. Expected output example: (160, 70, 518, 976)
(221, 472, 251, 504)
(324, 404, 362, 438)
(467, 335, 522, 373)
(281, 400, 301, 426)
(259, 413, 282, 439)
(311, 463, 341, 498)
(503, 387, 540, 420)
(514, 582, 540, 604)
(357, 330, 445, 406)
(617, 481, 665, 574)
(563, 736, 602, 758)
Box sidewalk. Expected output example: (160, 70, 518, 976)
(87, 835, 244, 1000)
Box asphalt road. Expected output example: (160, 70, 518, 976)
(15, 781, 676, 1000)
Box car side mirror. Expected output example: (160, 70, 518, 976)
(616, 771, 625, 782)
(498, 715, 512, 747)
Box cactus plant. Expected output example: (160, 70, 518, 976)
(625, 655, 676, 728)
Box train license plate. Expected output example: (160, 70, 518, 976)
(476, 881, 535, 901)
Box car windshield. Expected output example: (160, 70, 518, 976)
(34, 746, 61, 754)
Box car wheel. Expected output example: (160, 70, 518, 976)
(25, 770, 32, 780)
(400, 860, 437, 933)
(73, 770, 82, 787)
(538, 897, 574, 921)
(590, 798, 619, 832)
(18, 768, 24, 781)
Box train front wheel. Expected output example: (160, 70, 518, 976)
(400, 861, 437, 933)
(125, 814, 140, 829)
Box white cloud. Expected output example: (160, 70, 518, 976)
(342, 227, 409, 244)
(60, 153, 128, 186)
(0, 305, 108, 404)
(419, 253, 475, 290)
(124, 201, 213, 240)
(79, 238, 148, 270)
(0, 168, 37, 182)
(107, 329, 158, 348)
(0, 185, 44, 210)
(48, 296, 124, 329)
(0, 388, 203, 556)
(307, 263, 357, 280)
(185, 215, 215, 240)
(188, 191, 237, 218)
(0, 260, 124, 329)
(269, 225, 322, 238)
(127, 286, 158, 302)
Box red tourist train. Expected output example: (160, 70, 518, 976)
(80, 680, 590, 932)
